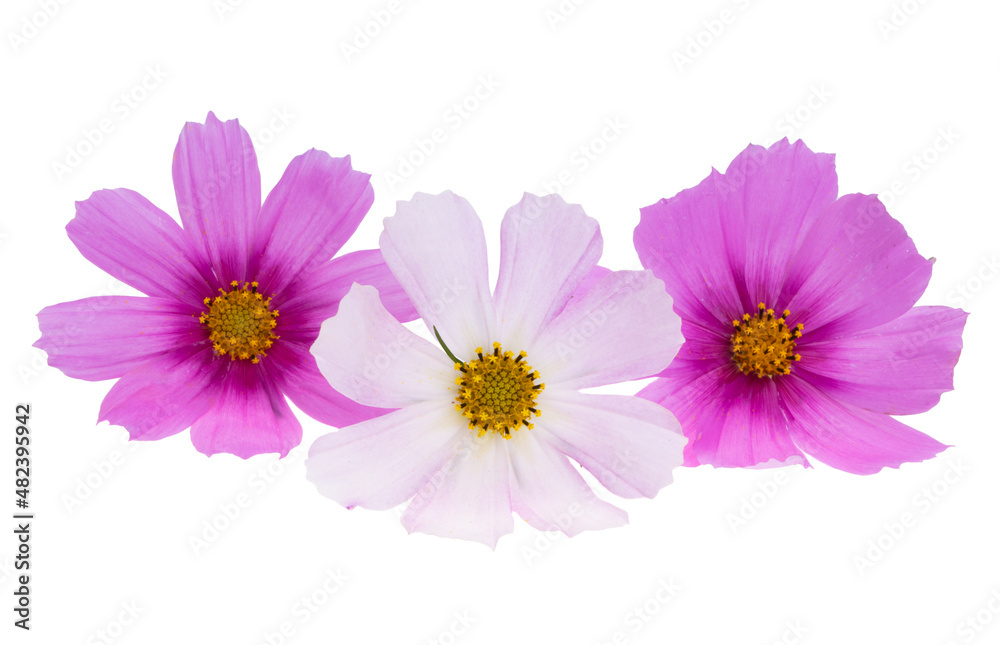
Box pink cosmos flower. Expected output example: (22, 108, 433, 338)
(35, 113, 416, 458)
(306, 192, 687, 547)
(634, 139, 967, 474)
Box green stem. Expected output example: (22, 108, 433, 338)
(433, 326, 463, 365)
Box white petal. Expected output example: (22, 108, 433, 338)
(380, 191, 496, 359)
(310, 283, 456, 409)
(530, 270, 683, 389)
(538, 389, 686, 499)
(305, 400, 465, 511)
(401, 432, 513, 549)
(508, 429, 628, 536)
(493, 193, 602, 351)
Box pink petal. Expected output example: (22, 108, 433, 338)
(310, 284, 456, 409)
(68, 189, 214, 304)
(799, 306, 968, 415)
(666, 317, 733, 372)
(253, 150, 374, 296)
(638, 315, 734, 407)
(401, 434, 513, 548)
(268, 340, 393, 429)
(99, 346, 225, 442)
(493, 193, 602, 350)
(780, 375, 948, 475)
(380, 191, 496, 359)
(635, 175, 744, 330)
(531, 270, 683, 389)
(639, 365, 808, 469)
(634, 139, 837, 329)
(538, 389, 686, 498)
(35, 296, 204, 381)
(306, 400, 465, 511)
(782, 193, 933, 340)
(564, 265, 611, 309)
(509, 431, 628, 536)
(189, 360, 302, 458)
(713, 139, 839, 307)
(275, 249, 418, 347)
(172, 112, 261, 284)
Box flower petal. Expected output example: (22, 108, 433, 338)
(634, 139, 837, 328)
(635, 175, 743, 329)
(530, 270, 683, 389)
(275, 249, 418, 348)
(306, 400, 466, 511)
(67, 189, 213, 304)
(172, 112, 261, 283)
(780, 375, 948, 475)
(537, 389, 686, 498)
(98, 346, 225, 442)
(798, 306, 968, 415)
(508, 430, 627, 536)
(380, 191, 497, 359)
(639, 365, 808, 469)
(493, 193, 602, 350)
(253, 150, 374, 296)
(401, 433, 513, 548)
(269, 340, 392, 429)
(565, 265, 611, 308)
(666, 317, 733, 371)
(713, 138, 839, 307)
(189, 360, 302, 458)
(310, 283, 456, 409)
(782, 193, 933, 339)
(35, 296, 204, 381)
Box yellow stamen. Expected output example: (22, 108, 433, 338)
(199, 281, 279, 362)
(453, 341, 544, 439)
(730, 303, 803, 378)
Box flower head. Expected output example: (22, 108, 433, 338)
(35, 113, 416, 458)
(306, 192, 687, 547)
(634, 139, 967, 474)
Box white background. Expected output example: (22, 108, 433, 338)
(3, 0, 999, 643)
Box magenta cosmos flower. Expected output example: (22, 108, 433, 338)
(306, 192, 687, 547)
(634, 139, 967, 474)
(35, 113, 416, 458)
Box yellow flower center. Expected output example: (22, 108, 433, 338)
(454, 342, 544, 439)
(199, 281, 279, 363)
(730, 303, 803, 378)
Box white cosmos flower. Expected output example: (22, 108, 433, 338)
(306, 191, 686, 548)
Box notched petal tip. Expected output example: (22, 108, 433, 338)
(394, 189, 465, 210)
(520, 190, 565, 205)
(200, 110, 244, 131)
